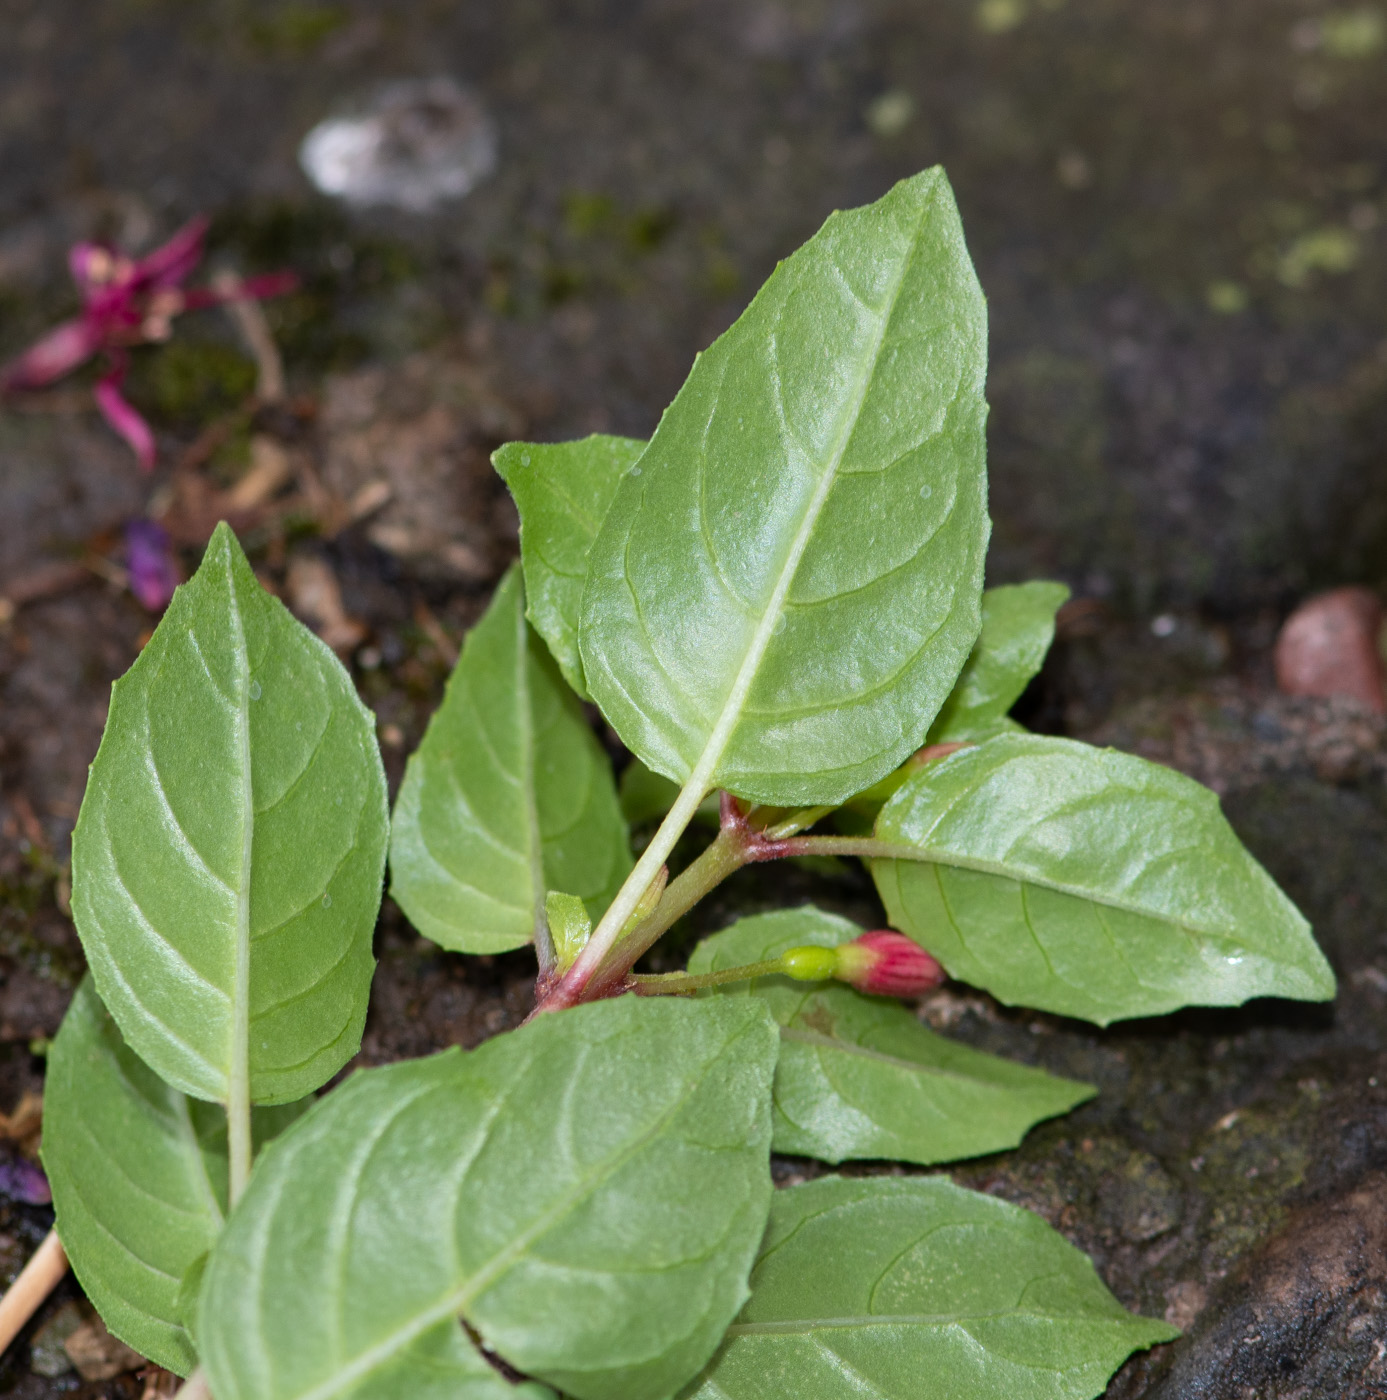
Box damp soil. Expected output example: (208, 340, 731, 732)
(2, 1, 1387, 1396)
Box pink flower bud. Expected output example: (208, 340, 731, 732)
(832, 930, 944, 998)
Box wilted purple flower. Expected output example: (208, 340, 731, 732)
(0, 1156, 51, 1206)
(1, 217, 296, 471)
(125, 519, 180, 611)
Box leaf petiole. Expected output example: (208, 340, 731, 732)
(630, 959, 788, 996)
(535, 768, 714, 1009)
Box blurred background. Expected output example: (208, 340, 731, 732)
(2, 2, 1387, 1396)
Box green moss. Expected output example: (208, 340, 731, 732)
(208, 204, 421, 369)
(1189, 1101, 1314, 1272)
(244, 3, 347, 55)
(128, 339, 256, 424)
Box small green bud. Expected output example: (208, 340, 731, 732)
(546, 891, 592, 972)
(778, 945, 840, 981)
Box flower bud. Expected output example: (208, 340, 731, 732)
(831, 930, 944, 998)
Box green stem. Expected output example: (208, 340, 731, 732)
(761, 804, 836, 841)
(536, 771, 715, 1010)
(784, 835, 915, 862)
(603, 826, 747, 974)
(631, 959, 787, 996)
(227, 1080, 251, 1207)
(603, 789, 838, 976)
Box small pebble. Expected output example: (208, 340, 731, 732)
(300, 77, 497, 212)
(1274, 586, 1385, 714)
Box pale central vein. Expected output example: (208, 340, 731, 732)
(514, 590, 553, 970)
(224, 549, 254, 1206)
(569, 204, 930, 984)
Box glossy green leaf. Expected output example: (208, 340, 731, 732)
(682, 1175, 1177, 1400)
(690, 909, 1092, 1164)
(872, 734, 1335, 1023)
(494, 434, 645, 697)
(198, 995, 779, 1400)
(390, 566, 631, 954)
(42, 979, 305, 1376)
(71, 521, 387, 1105)
(580, 167, 989, 807)
(618, 759, 720, 829)
(929, 580, 1069, 742)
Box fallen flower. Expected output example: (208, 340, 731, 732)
(125, 519, 180, 612)
(0, 217, 296, 471)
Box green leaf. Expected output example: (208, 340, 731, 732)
(580, 168, 989, 807)
(618, 759, 721, 829)
(494, 434, 645, 697)
(872, 734, 1336, 1023)
(41, 978, 305, 1376)
(689, 909, 1092, 1164)
(545, 890, 592, 969)
(929, 580, 1069, 742)
(682, 1175, 1177, 1400)
(197, 995, 779, 1400)
(71, 521, 387, 1105)
(390, 566, 631, 954)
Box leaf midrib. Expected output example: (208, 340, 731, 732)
(724, 1305, 1130, 1337)
(225, 544, 254, 1182)
(778, 1024, 1028, 1089)
(870, 837, 1250, 947)
(514, 588, 551, 964)
(676, 185, 936, 797)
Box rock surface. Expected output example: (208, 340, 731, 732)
(3, 1, 1387, 1397)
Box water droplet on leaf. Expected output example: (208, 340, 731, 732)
(248, 681, 262, 701)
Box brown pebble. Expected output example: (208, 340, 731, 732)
(1273, 587, 1385, 714)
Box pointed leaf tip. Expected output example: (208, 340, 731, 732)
(579, 169, 989, 805)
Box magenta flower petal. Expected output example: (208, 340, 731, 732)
(69, 241, 111, 296)
(125, 519, 180, 611)
(94, 364, 157, 471)
(134, 214, 210, 292)
(182, 269, 300, 314)
(0, 317, 102, 391)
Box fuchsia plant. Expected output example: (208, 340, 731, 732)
(0, 216, 295, 471)
(23, 171, 1339, 1400)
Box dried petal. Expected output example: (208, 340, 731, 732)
(132, 214, 210, 292)
(0, 318, 102, 390)
(68, 242, 115, 295)
(94, 362, 156, 472)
